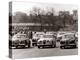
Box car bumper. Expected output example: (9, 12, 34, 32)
(60, 44, 76, 46)
(37, 43, 53, 46)
(11, 44, 26, 46)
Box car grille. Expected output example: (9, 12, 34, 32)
(20, 41, 25, 44)
(38, 40, 51, 44)
(60, 40, 75, 44)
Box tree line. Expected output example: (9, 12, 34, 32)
(9, 7, 78, 31)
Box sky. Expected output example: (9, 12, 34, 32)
(12, 1, 78, 15)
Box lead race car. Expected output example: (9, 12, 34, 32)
(37, 33, 56, 48)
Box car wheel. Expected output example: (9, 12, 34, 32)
(28, 44, 30, 48)
(38, 46, 40, 48)
(74, 45, 77, 48)
(42, 46, 45, 48)
(16, 45, 19, 48)
(52, 44, 56, 48)
(51, 45, 54, 48)
(28, 41, 31, 48)
(54, 44, 56, 48)
(60, 46, 64, 49)
(21, 45, 25, 48)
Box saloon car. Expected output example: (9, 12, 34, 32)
(37, 34, 56, 48)
(60, 33, 77, 49)
(10, 33, 31, 48)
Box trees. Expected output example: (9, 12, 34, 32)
(12, 7, 77, 31)
(59, 11, 74, 27)
(12, 12, 29, 23)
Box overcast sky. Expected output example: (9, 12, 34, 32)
(12, 1, 78, 15)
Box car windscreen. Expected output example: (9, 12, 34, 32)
(16, 34, 28, 38)
(42, 35, 54, 38)
(64, 34, 74, 39)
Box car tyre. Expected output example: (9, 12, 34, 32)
(28, 44, 30, 48)
(74, 45, 77, 48)
(21, 45, 25, 48)
(38, 46, 40, 49)
(52, 44, 56, 48)
(42, 46, 45, 48)
(60, 46, 64, 49)
(16, 45, 19, 48)
(28, 41, 31, 48)
(54, 44, 56, 48)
